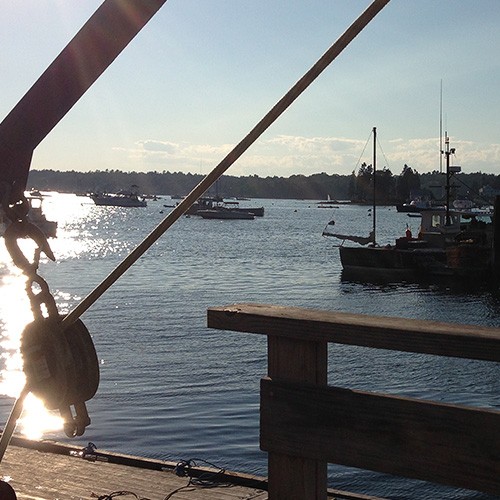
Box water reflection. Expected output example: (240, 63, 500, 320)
(0, 192, 115, 440)
(0, 194, 498, 499)
(0, 265, 29, 397)
(341, 267, 491, 292)
(339, 267, 500, 326)
(0, 249, 64, 437)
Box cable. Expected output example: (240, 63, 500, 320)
(353, 130, 373, 174)
(163, 484, 194, 500)
(92, 492, 151, 500)
(447, 170, 491, 207)
(164, 458, 230, 499)
(376, 135, 391, 171)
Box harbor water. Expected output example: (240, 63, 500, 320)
(0, 193, 498, 499)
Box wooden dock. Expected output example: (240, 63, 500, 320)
(0, 437, 383, 500)
(1, 303, 499, 499)
(0, 437, 266, 500)
(0, 438, 263, 499)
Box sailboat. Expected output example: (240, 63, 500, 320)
(329, 128, 497, 279)
(317, 194, 338, 208)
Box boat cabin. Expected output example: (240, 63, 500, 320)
(419, 208, 492, 248)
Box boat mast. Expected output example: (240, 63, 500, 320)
(372, 126, 376, 244)
(443, 132, 456, 226)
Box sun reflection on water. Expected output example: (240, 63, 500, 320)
(0, 191, 148, 441)
(0, 253, 64, 438)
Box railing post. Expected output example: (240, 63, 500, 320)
(209, 304, 500, 497)
(265, 335, 328, 500)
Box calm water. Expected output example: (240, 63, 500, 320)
(0, 193, 499, 499)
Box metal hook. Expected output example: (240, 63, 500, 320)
(4, 220, 55, 274)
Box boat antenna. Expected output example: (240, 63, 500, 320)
(372, 126, 377, 245)
(439, 80, 443, 174)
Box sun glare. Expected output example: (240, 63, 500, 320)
(0, 192, 97, 440)
(17, 394, 64, 440)
(0, 258, 64, 439)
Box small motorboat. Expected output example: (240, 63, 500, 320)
(196, 208, 255, 220)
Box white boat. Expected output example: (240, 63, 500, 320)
(90, 189, 147, 207)
(317, 194, 338, 208)
(396, 198, 435, 213)
(0, 193, 57, 238)
(27, 194, 58, 237)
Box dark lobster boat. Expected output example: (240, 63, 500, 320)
(328, 128, 499, 281)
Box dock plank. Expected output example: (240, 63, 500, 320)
(1, 444, 268, 499)
(0, 439, 387, 500)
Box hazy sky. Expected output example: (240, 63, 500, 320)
(2, 1, 500, 178)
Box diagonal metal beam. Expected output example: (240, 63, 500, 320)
(0, 0, 167, 204)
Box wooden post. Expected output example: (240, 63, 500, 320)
(209, 304, 500, 497)
(266, 335, 328, 500)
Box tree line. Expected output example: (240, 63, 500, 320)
(27, 167, 500, 204)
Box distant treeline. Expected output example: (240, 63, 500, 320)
(27, 168, 500, 204)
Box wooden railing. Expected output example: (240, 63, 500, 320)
(207, 303, 500, 500)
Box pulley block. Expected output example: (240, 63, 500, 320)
(21, 315, 99, 437)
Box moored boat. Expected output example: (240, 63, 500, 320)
(0, 193, 57, 238)
(339, 207, 494, 277)
(186, 196, 264, 217)
(328, 130, 497, 279)
(317, 195, 338, 208)
(90, 190, 147, 207)
(197, 208, 255, 219)
(396, 198, 436, 212)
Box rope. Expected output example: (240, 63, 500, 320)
(90, 458, 229, 500)
(92, 492, 150, 500)
(376, 135, 391, 171)
(353, 129, 373, 174)
(164, 458, 229, 499)
(62, 0, 390, 329)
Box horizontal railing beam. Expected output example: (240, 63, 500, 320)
(208, 303, 500, 361)
(261, 378, 500, 495)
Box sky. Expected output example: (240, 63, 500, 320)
(1, 0, 500, 179)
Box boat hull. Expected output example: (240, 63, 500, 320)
(197, 209, 255, 220)
(238, 206, 264, 217)
(91, 195, 146, 207)
(339, 244, 491, 277)
(339, 246, 436, 271)
(186, 196, 264, 216)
